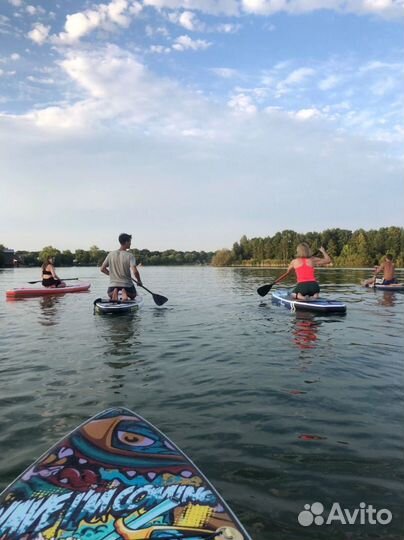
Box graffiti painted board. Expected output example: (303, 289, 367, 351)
(0, 408, 252, 540)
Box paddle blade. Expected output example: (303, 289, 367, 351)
(152, 293, 168, 306)
(28, 280, 41, 284)
(257, 283, 274, 297)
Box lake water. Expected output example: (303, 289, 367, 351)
(0, 266, 403, 539)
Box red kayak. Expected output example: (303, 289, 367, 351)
(6, 282, 91, 298)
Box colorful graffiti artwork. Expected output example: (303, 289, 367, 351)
(0, 408, 250, 540)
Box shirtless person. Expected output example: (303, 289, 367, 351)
(364, 254, 397, 287)
(100, 233, 142, 301)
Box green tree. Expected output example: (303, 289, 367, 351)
(39, 246, 61, 264)
(211, 249, 234, 267)
(0, 244, 5, 267)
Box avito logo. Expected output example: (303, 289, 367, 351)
(298, 502, 392, 527)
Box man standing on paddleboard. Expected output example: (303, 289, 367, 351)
(100, 233, 142, 301)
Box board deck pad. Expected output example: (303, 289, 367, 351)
(0, 408, 251, 540)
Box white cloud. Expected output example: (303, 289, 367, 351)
(241, 0, 404, 19)
(214, 22, 241, 32)
(178, 10, 201, 31)
(27, 23, 50, 45)
(228, 93, 257, 114)
(211, 67, 238, 78)
(26, 5, 46, 16)
(142, 0, 240, 16)
(10, 53, 20, 61)
(172, 35, 211, 51)
(8, 0, 22, 6)
(318, 74, 341, 90)
(53, 0, 143, 45)
(294, 108, 322, 121)
(150, 44, 171, 53)
(284, 67, 315, 85)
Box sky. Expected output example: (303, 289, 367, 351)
(0, 0, 403, 252)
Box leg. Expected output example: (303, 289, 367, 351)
(109, 287, 119, 301)
(123, 286, 136, 301)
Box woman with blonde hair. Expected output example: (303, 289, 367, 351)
(283, 243, 331, 300)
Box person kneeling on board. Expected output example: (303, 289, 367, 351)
(41, 256, 66, 288)
(284, 243, 331, 300)
(363, 253, 397, 287)
(100, 233, 142, 301)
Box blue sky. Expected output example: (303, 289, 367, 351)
(0, 0, 403, 251)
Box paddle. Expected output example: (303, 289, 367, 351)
(27, 277, 79, 284)
(132, 279, 168, 306)
(257, 271, 290, 297)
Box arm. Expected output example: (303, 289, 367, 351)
(132, 264, 142, 286)
(49, 264, 59, 279)
(275, 263, 294, 284)
(373, 263, 384, 276)
(313, 246, 331, 267)
(100, 256, 110, 276)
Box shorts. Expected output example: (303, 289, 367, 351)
(108, 286, 136, 295)
(293, 281, 320, 296)
(42, 278, 62, 287)
(382, 279, 398, 285)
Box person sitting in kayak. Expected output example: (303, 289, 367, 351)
(284, 243, 331, 300)
(100, 233, 143, 302)
(41, 256, 66, 288)
(364, 254, 397, 287)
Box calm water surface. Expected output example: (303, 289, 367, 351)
(0, 266, 403, 539)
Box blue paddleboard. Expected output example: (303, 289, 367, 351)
(271, 289, 347, 313)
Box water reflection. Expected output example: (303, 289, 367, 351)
(96, 312, 142, 358)
(38, 296, 60, 327)
(378, 291, 397, 308)
(292, 312, 320, 350)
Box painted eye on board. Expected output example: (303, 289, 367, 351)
(117, 430, 155, 447)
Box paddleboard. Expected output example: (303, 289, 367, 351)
(271, 288, 347, 313)
(94, 295, 144, 313)
(6, 282, 91, 299)
(0, 407, 251, 540)
(364, 283, 404, 292)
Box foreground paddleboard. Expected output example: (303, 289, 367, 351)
(6, 282, 91, 298)
(0, 408, 250, 540)
(94, 295, 144, 313)
(272, 288, 347, 313)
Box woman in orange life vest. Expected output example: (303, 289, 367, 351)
(283, 243, 331, 300)
(41, 256, 66, 288)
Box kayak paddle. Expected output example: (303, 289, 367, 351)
(257, 271, 290, 297)
(28, 277, 79, 284)
(132, 279, 168, 306)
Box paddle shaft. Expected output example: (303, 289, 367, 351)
(28, 277, 79, 284)
(132, 279, 168, 305)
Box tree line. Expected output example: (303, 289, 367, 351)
(2, 227, 403, 269)
(0, 245, 214, 267)
(211, 227, 404, 267)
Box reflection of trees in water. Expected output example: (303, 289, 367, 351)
(38, 296, 60, 327)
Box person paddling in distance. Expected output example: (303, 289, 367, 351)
(363, 254, 397, 287)
(281, 243, 331, 300)
(41, 256, 66, 288)
(100, 233, 142, 302)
